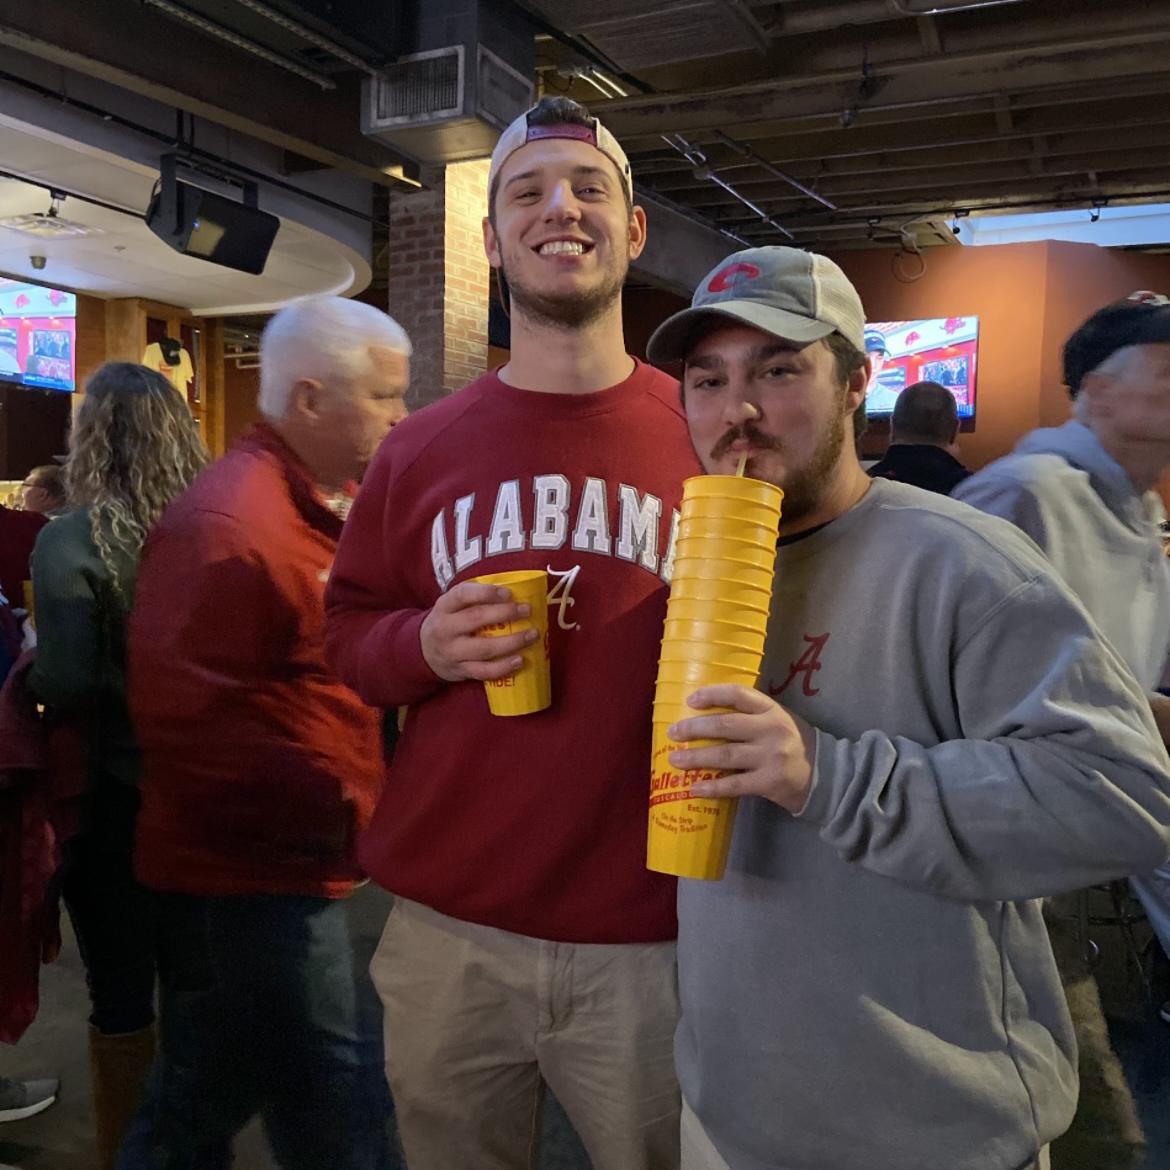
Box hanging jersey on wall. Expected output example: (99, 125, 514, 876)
(142, 342, 194, 393)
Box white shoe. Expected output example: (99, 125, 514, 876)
(0, 1075, 58, 1123)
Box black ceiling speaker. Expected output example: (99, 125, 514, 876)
(145, 155, 280, 276)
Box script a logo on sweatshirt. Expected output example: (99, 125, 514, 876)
(769, 632, 830, 698)
(429, 475, 681, 593)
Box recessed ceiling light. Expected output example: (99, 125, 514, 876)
(0, 212, 102, 239)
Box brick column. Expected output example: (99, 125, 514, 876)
(387, 160, 491, 411)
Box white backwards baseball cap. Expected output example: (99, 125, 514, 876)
(488, 104, 634, 205)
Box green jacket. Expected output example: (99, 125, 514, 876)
(29, 507, 140, 788)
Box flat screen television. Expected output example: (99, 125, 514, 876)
(864, 316, 978, 419)
(0, 279, 77, 392)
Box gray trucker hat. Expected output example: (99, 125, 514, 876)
(647, 246, 866, 363)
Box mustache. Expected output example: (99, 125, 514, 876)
(710, 421, 783, 461)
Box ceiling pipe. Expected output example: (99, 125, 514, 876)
(890, 0, 1029, 12)
(226, 0, 381, 75)
(764, 0, 1028, 35)
(713, 131, 838, 210)
(662, 133, 795, 239)
(723, 0, 771, 53)
(140, 0, 336, 89)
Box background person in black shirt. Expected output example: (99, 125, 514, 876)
(867, 380, 971, 495)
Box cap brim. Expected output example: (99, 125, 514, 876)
(646, 302, 835, 364)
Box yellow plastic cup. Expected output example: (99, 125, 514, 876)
(660, 640, 762, 673)
(647, 721, 739, 880)
(678, 499, 782, 527)
(663, 618, 766, 652)
(674, 537, 776, 571)
(665, 597, 769, 630)
(671, 557, 775, 593)
(668, 578, 773, 613)
(678, 513, 779, 540)
(655, 659, 758, 688)
(683, 474, 784, 512)
(653, 677, 739, 717)
(471, 569, 551, 716)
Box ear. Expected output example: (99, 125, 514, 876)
(627, 204, 648, 261)
(289, 378, 324, 423)
(1078, 371, 1115, 419)
(483, 215, 502, 270)
(845, 357, 871, 417)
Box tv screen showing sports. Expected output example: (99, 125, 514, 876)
(864, 316, 978, 419)
(0, 279, 77, 392)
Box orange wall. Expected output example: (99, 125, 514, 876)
(1040, 243, 1170, 428)
(828, 240, 1170, 503)
(828, 242, 1054, 470)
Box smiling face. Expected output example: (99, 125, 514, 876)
(683, 321, 868, 527)
(483, 136, 646, 330)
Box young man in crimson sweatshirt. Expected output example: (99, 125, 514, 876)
(325, 97, 701, 1170)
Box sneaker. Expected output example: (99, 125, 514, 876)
(0, 1076, 58, 1123)
(1161, 1000, 1170, 1025)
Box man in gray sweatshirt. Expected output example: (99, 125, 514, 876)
(645, 247, 1170, 1170)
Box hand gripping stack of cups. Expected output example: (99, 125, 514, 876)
(649, 473, 783, 881)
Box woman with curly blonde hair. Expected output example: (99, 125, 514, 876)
(29, 361, 207, 1167)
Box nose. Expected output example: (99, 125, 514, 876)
(542, 179, 582, 224)
(720, 392, 761, 430)
(386, 399, 408, 428)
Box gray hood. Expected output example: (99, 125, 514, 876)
(1013, 419, 1159, 533)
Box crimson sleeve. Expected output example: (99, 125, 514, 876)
(324, 437, 443, 708)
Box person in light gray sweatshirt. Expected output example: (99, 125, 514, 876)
(955, 295, 1170, 700)
(645, 247, 1170, 1170)
(954, 294, 1170, 1165)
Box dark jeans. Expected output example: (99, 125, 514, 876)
(117, 889, 397, 1170)
(62, 783, 158, 1035)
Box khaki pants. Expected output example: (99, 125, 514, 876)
(370, 898, 681, 1170)
(680, 1101, 1051, 1170)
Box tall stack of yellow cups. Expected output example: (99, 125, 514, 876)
(648, 474, 783, 880)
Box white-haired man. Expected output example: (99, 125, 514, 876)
(121, 296, 409, 1169)
(644, 247, 1170, 1170)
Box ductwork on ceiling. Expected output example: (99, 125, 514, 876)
(518, 0, 1032, 66)
(758, 0, 1032, 36)
(360, 0, 534, 165)
(519, 0, 769, 70)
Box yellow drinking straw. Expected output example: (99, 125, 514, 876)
(735, 452, 749, 477)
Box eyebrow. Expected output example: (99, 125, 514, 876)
(686, 342, 803, 370)
(504, 164, 614, 189)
